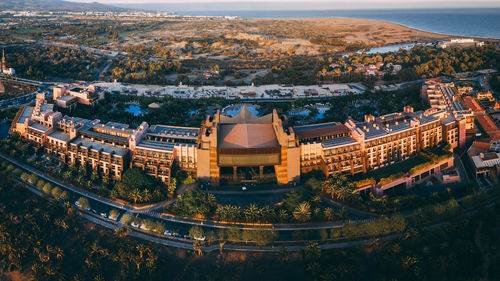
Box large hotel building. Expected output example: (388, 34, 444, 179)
(11, 81, 471, 187)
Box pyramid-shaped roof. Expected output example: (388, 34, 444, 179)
(220, 105, 272, 124)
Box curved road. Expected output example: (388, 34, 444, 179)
(4, 152, 498, 252)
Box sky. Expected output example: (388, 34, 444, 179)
(68, 0, 500, 10)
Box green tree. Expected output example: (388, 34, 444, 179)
(77, 197, 90, 210)
(28, 173, 38, 184)
(120, 213, 133, 224)
(189, 226, 204, 240)
(51, 187, 62, 198)
(42, 182, 53, 193)
(304, 241, 321, 260)
(109, 209, 120, 219)
(323, 207, 336, 221)
(60, 191, 70, 201)
(283, 190, 302, 212)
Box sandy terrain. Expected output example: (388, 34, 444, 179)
(141, 17, 452, 56)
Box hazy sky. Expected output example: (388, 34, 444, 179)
(68, 0, 500, 10)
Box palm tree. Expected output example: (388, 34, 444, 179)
(279, 246, 289, 263)
(244, 203, 260, 223)
(62, 170, 72, 182)
(76, 175, 85, 186)
(217, 230, 227, 255)
(336, 186, 355, 202)
(193, 241, 203, 256)
(293, 202, 311, 222)
(278, 209, 289, 223)
(54, 247, 64, 260)
(142, 189, 152, 203)
(128, 188, 142, 204)
(304, 241, 321, 260)
(90, 170, 99, 182)
(326, 184, 337, 199)
(323, 207, 336, 221)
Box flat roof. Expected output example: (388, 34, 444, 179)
(105, 122, 130, 130)
(472, 153, 500, 168)
(47, 131, 71, 142)
(322, 137, 358, 149)
(386, 121, 413, 133)
(70, 137, 129, 157)
(81, 126, 130, 143)
(136, 139, 175, 152)
(29, 122, 51, 133)
(357, 122, 388, 139)
(415, 112, 440, 125)
(149, 125, 199, 139)
(17, 106, 33, 124)
(60, 116, 92, 125)
(219, 123, 279, 149)
(57, 95, 78, 102)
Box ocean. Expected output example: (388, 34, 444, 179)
(173, 8, 500, 39)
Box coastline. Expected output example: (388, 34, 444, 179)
(249, 17, 500, 44)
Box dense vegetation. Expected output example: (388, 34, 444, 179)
(4, 45, 104, 81)
(111, 44, 500, 86)
(170, 188, 346, 224)
(0, 166, 498, 280)
(112, 168, 164, 204)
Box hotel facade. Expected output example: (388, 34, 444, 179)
(11, 82, 467, 188)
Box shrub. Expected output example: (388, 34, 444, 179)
(142, 219, 155, 230)
(182, 175, 196, 185)
(20, 173, 29, 182)
(28, 174, 38, 184)
(37, 180, 46, 190)
(330, 228, 342, 239)
(153, 222, 166, 234)
(120, 213, 132, 224)
(189, 226, 204, 240)
(77, 197, 90, 210)
(51, 187, 62, 198)
(42, 183, 53, 193)
(283, 190, 302, 212)
(109, 209, 120, 219)
(60, 191, 70, 201)
(304, 177, 322, 192)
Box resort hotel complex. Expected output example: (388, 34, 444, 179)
(10, 80, 499, 195)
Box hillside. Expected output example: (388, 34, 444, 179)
(0, 0, 126, 12)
